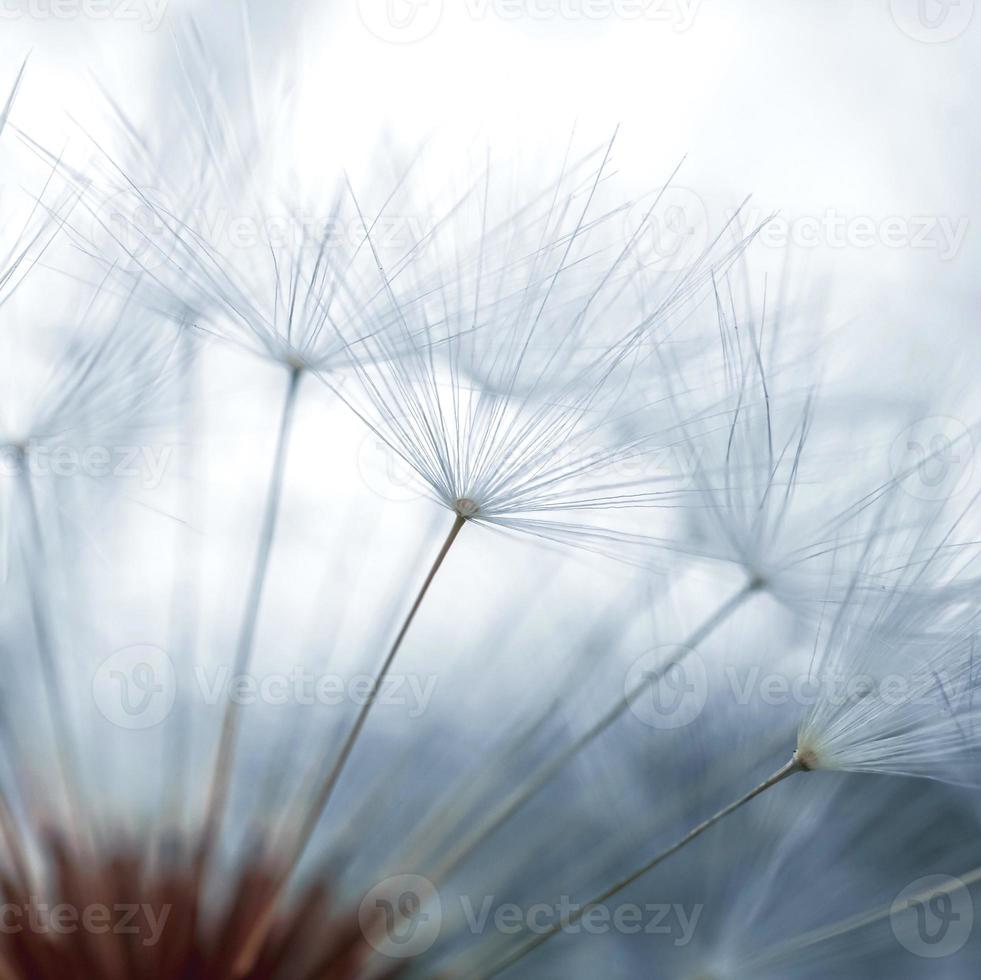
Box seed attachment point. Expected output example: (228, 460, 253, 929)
(454, 497, 480, 518)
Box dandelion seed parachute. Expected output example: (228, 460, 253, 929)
(618, 272, 910, 610)
(65, 16, 418, 380)
(796, 516, 981, 785)
(454, 506, 981, 977)
(320, 136, 760, 552)
(618, 659, 981, 978)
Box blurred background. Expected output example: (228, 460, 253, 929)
(1, 0, 978, 396)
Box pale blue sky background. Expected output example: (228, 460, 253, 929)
(2, 0, 977, 404)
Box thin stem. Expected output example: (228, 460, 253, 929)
(196, 365, 302, 873)
(471, 753, 803, 980)
(427, 579, 760, 886)
(162, 327, 202, 835)
(302, 513, 467, 826)
(16, 464, 86, 826)
(230, 512, 467, 976)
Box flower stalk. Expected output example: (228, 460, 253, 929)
(472, 751, 805, 980)
(231, 510, 468, 975)
(195, 364, 303, 888)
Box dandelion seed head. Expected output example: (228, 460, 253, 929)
(0, 829, 408, 978)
